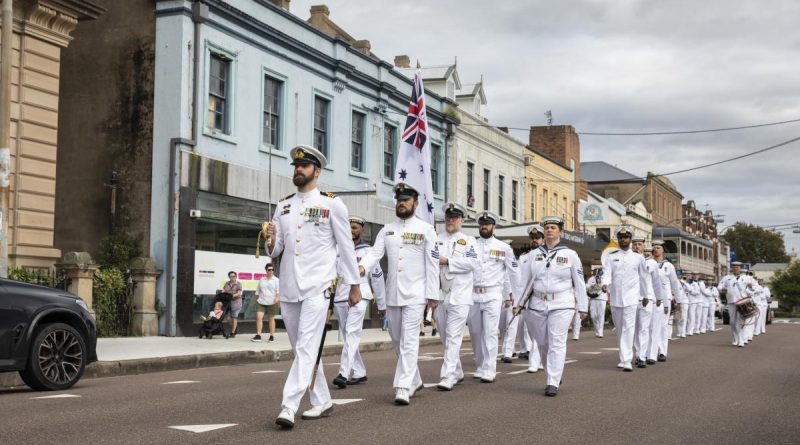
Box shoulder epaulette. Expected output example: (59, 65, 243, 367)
(280, 193, 295, 201)
(321, 191, 336, 198)
(608, 248, 620, 254)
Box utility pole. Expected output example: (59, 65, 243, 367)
(0, 0, 12, 278)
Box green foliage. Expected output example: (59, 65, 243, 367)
(771, 261, 800, 311)
(8, 267, 65, 288)
(96, 231, 142, 270)
(93, 268, 132, 337)
(721, 222, 788, 264)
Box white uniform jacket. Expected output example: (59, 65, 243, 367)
(268, 188, 359, 302)
(687, 281, 703, 304)
(656, 260, 684, 303)
(359, 216, 439, 306)
(518, 244, 588, 313)
(717, 274, 755, 304)
(473, 236, 519, 304)
(334, 242, 386, 310)
(700, 282, 715, 306)
(601, 248, 649, 308)
(751, 283, 766, 305)
(586, 275, 608, 301)
(437, 231, 481, 305)
(643, 257, 666, 301)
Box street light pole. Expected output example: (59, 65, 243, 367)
(0, 0, 13, 278)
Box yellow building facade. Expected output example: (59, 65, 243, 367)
(524, 147, 577, 230)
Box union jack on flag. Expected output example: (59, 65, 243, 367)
(394, 70, 435, 224)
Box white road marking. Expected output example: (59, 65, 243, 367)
(418, 356, 443, 361)
(578, 351, 603, 355)
(252, 370, 285, 374)
(331, 399, 363, 405)
(162, 380, 200, 385)
(169, 424, 237, 433)
(565, 359, 578, 364)
(423, 383, 438, 388)
(506, 369, 529, 375)
(31, 394, 81, 399)
(601, 347, 620, 351)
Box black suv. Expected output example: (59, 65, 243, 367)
(1, 278, 97, 390)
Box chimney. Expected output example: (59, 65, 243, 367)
(310, 4, 330, 17)
(394, 55, 410, 68)
(353, 40, 371, 56)
(529, 124, 587, 201)
(270, 0, 291, 11)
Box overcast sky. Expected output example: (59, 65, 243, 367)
(292, 0, 800, 255)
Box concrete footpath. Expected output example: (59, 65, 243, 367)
(1, 326, 452, 389)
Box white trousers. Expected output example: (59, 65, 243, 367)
(280, 295, 331, 412)
(571, 311, 582, 340)
(706, 303, 716, 332)
(387, 304, 425, 390)
(589, 299, 606, 337)
(468, 299, 502, 379)
(687, 303, 700, 334)
(525, 307, 574, 387)
(435, 302, 470, 382)
(677, 303, 689, 337)
(661, 310, 672, 356)
(727, 303, 744, 346)
(699, 304, 709, 333)
(756, 303, 768, 334)
(634, 301, 653, 361)
(611, 305, 637, 365)
(519, 320, 533, 353)
(335, 300, 368, 379)
(499, 304, 519, 358)
(647, 303, 668, 360)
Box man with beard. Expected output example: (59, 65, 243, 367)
(434, 202, 480, 391)
(649, 240, 683, 362)
(358, 182, 439, 405)
(631, 236, 664, 368)
(469, 211, 519, 383)
(502, 224, 542, 371)
(331, 216, 386, 389)
(601, 226, 650, 372)
(266, 145, 362, 429)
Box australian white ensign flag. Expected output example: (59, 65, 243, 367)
(395, 70, 435, 224)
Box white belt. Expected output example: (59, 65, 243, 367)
(473, 285, 502, 294)
(534, 290, 574, 301)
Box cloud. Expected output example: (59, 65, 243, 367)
(289, 0, 800, 251)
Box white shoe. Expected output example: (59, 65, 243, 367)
(527, 367, 539, 373)
(301, 401, 333, 419)
(472, 372, 483, 379)
(623, 363, 633, 371)
(617, 362, 625, 368)
(394, 388, 410, 405)
(275, 406, 296, 428)
(437, 378, 454, 391)
(409, 382, 423, 398)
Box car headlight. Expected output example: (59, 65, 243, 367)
(75, 299, 89, 312)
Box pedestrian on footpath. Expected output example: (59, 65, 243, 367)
(434, 202, 480, 391)
(331, 216, 386, 389)
(602, 226, 649, 372)
(252, 263, 279, 343)
(266, 145, 362, 429)
(517, 216, 588, 396)
(586, 268, 607, 338)
(470, 211, 519, 383)
(222, 271, 243, 337)
(359, 182, 439, 405)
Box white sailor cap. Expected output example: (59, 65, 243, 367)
(731, 261, 743, 267)
(632, 234, 647, 243)
(541, 215, 564, 229)
(289, 144, 327, 169)
(476, 211, 500, 225)
(527, 224, 544, 237)
(442, 202, 467, 218)
(393, 182, 419, 199)
(349, 215, 366, 226)
(614, 225, 635, 238)
(651, 239, 665, 247)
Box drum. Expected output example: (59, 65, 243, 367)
(735, 297, 758, 320)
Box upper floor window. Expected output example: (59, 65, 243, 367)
(383, 124, 396, 179)
(467, 162, 475, 207)
(483, 169, 490, 211)
(313, 96, 330, 158)
(208, 53, 231, 134)
(498, 175, 505, 217)
(512, 180, 518, 221)
(262, 75, 282, 148)
(431, 142, 441, 195)
(351, 111, 366, 172)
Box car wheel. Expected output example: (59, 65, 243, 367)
(19, 323, 87, 391)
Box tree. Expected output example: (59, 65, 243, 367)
(771, 261, 800, 311)
(721, 222, 788, 264)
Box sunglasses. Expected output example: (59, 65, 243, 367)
(266, 269, 274, 272)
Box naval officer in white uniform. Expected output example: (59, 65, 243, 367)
(267, 145, 362, 429)
(359, 182, 439, 405)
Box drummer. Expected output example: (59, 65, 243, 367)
(717, 261, 756, 347)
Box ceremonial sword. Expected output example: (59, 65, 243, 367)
(310, 278, 339, 390)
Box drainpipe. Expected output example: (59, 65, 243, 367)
(0, 0, 11, 278)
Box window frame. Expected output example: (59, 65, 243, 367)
(498, 174, 505, 217)
(203, 41, 238, 144)
(430, 140, 443, 197)
(259, 67, 287, 154)
(466, 161, 475, 208)
(512, 180, 518, 221)
(483, 168, 491, 211)
(382, 119, 399, 182)
(311, 89, 334, 165)
(350, 108, 367, 174)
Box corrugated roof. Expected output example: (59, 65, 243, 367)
(580, 161, 642, 183)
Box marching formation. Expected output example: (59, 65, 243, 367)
(263, 144, 771, 430)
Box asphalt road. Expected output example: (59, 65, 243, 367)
(1, 323, 798, 445)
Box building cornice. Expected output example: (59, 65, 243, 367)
(17, 0, 104, 47)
